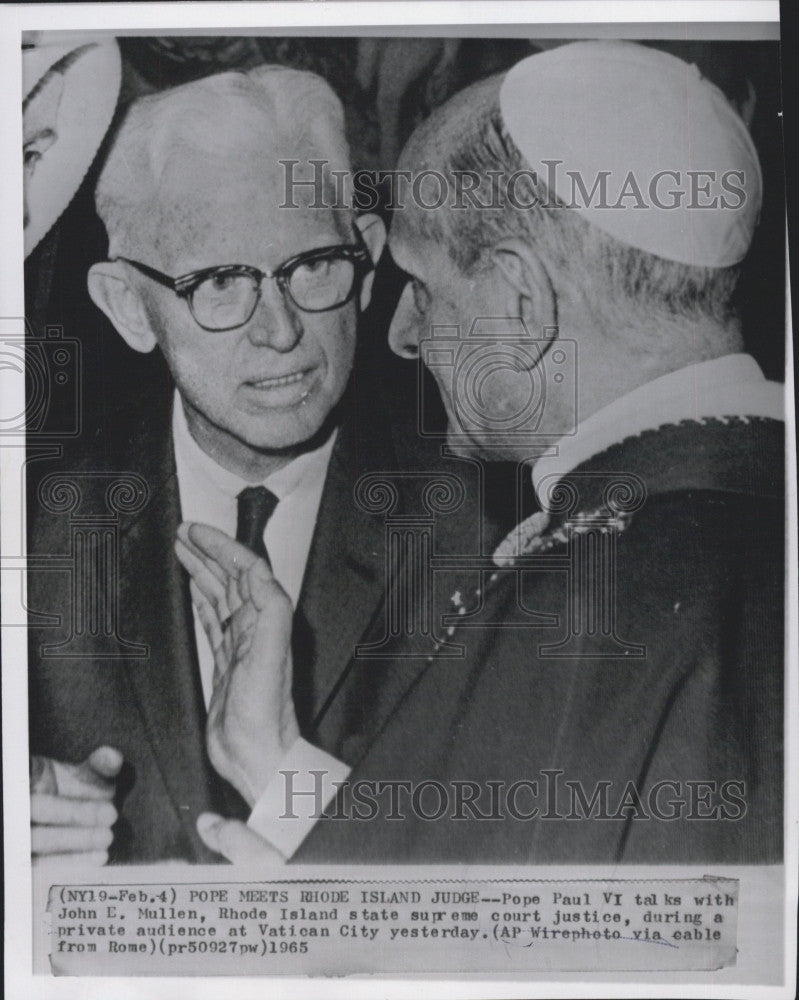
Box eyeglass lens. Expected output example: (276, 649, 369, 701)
(190, 256, 357, 329)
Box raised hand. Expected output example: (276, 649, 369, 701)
(175, 522, 299, 807)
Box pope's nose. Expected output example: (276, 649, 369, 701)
(388, 283, 422, 359)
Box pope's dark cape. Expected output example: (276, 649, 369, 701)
(296, 416, 784, 864)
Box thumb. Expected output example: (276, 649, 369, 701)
(31, 748, 123, 799)
(197, 813, 285, 865)
(63, 746, 124, 796)
(85, 745, 125, 780)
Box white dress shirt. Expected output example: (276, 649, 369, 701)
(172, 392, 350, 857)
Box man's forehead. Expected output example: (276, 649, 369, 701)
(160, 145, 279, 193)
(158, 145, 348, 213)
(149, 180, 349, 268)
(145, 137, 404, 267)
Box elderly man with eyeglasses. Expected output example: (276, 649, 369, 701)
(27, 65, 480, 865)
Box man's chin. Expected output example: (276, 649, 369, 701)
(243, 413, 338, 457)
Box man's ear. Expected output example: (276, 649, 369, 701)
(354, 212, 387, 311)
(491, 238, 557, 337)
(87, 261, 158, 353)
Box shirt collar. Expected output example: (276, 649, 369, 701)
(172, 390, 337, 502)
(530, 353, 784, 505)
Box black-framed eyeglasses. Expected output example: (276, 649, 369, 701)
(112, 231, 372, 332)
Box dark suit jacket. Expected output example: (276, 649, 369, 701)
(27, 369, 493, 862)
(294, 416, 785, 864)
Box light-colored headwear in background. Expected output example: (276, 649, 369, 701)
(23, 34, 121, 258)
(500, 41, 762, 267)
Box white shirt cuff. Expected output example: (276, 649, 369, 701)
(246, 737, 350, 859)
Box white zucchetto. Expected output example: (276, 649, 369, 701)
(499, 41, 762, 267)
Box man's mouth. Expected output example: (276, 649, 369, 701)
(241, 367, 320, 407)
(246, 370, 309, 390)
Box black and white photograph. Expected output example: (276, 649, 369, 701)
(2, 1, 795, 996)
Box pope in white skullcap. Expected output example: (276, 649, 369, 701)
(499, 41, 762, 267)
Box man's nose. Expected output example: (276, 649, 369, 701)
(388, 284, 422, 359)
(246, 283, 303, 352)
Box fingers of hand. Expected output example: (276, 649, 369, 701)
(177, 538, 232, 623)
(191, 580, 226, 654)
(30, 755, 58, 795)
(196, 813, 283, 865)
(32, 822, 114, 855)
(247, 560, 291, 615)
(31, 793, 117, 828)
(176, 522, 233, 586)
(30, 753, 119, 859)
(227, 574, 243, 621)
(50, 757, 117, 800)
(180, 523, 260, 580)
(252, 584, 294, 657)
(248, 566, 294, 661)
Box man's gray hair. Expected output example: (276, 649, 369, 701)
(96, 64, 350, 257)
(409, 74, 741, 334)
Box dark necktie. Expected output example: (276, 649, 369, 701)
(236, 485, 279, 567)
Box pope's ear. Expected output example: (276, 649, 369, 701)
(491, 238, 557, 334)
(354, 212, 387, 311)
(87, 261, 158, 353)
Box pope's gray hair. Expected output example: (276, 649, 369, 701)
(95, 65, 351, 257)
